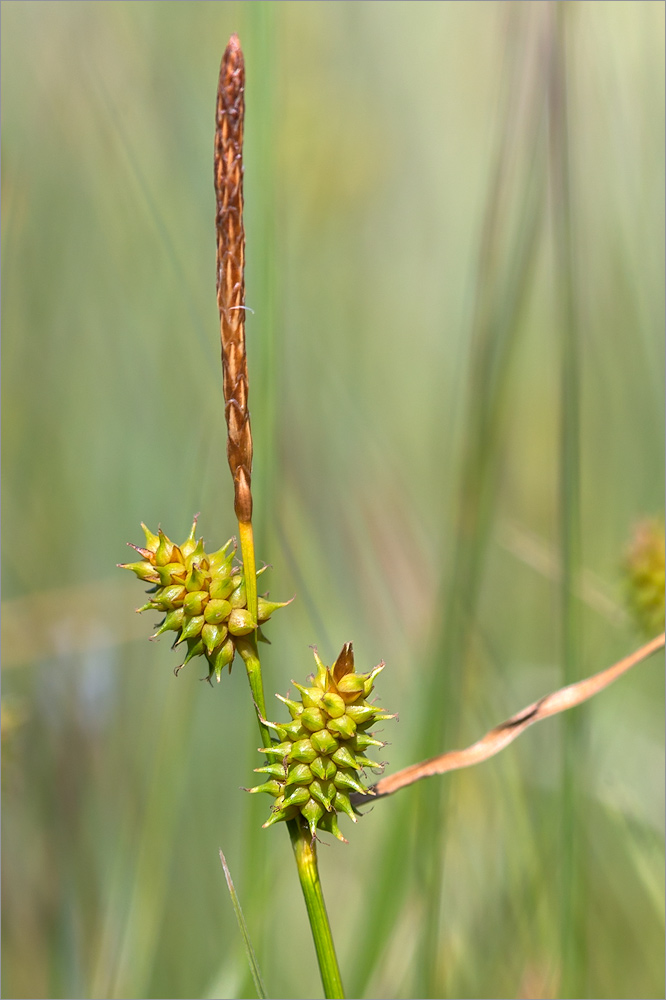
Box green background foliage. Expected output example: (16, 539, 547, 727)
(2, 2, 663, 998)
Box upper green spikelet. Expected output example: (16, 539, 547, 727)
(249, 643, 394, 841)
(118, 517, 291, 680)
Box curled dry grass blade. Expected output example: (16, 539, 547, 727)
(350, 633, 665, 802)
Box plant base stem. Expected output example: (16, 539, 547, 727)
(288, 819, 345, 999)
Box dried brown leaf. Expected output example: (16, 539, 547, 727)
(354, 633, 665, 802)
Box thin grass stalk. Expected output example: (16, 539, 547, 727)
(219, 850, 267, 999)
(107, 681, 197, 998)
(548, 8, 586, 996)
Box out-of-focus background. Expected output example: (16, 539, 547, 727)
(2, 2, 663, 998)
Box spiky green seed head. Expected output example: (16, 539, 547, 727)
(118, 517, 291, 680)
(249, 643, 394, 841)
(623, 518, 665, 637)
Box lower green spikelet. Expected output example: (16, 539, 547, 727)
(248, 643, 394, 841)
(118, 517, 291, 680)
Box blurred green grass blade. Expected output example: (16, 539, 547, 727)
(96, 678, 198, 999)
(219, 851, 267, 1000)
(350, 6, 553, 991)
(414, 13, 551, 997)
(347, 795, 413, 999)
(549, 7, 587, 997)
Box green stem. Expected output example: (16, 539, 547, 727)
(236, 509, 343, 999)
(239, 519, 258, 625)
(236, 635, 271, 749)
(288, 819, 345, 999)
(235, 517, 271, 747)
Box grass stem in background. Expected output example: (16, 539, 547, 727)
(409, 9, 550, 995)
(548, 8, 586, 995)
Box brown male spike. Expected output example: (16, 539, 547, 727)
(215, 34, 252, 524)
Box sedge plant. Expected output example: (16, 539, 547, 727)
(118, 34, 665, 1000)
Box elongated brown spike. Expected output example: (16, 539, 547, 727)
(215, 34, 253, 523)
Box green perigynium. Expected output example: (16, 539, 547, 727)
(249, 643, 394, 841)
(118, 517, 289, 680)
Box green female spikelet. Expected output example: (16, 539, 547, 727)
(119, 517, 290, 680)
(249, 643, 394, 841)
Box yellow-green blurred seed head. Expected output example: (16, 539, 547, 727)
(249, 643, 394, 841)
(623, 518, 665, 637)
(118, 517, 291, 680)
